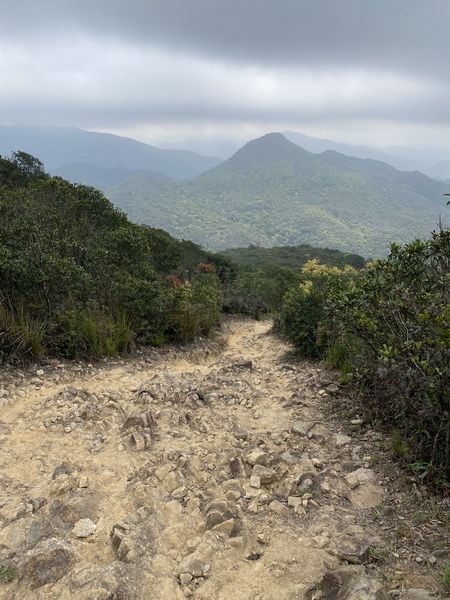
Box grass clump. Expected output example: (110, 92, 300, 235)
(0, 565, 17, 583)
(442, 565, 450, 591)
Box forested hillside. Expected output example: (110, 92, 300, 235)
(0, 152, 231, 360)
(106, 133, 449, 258)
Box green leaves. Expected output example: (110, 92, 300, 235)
(331, 229, 450, 486)
(1, 152, 232, 359)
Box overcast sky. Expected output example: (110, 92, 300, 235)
(2, 0, 450, 156)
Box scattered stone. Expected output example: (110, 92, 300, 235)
(269, 500, 289, 518)
(72, 518, 97, 538)
(64, 385, 78, 395)
(298, 478, 314, 493)
(31, 497, 47, 511)
(162, 470, 185, 493)
(252, 464, 277, 484)
(287, 497, 305, 514)
(203, 498, 238, 531)
(335, 536, 373, 564)
(1, 319, 443, 599)
(129, 432, 147, 451)
(179, 573, 193, 585)
(345, 472, 360, 489)
(178, 554, 209, 577)
(331, 433, 352, 447)
(155, 463, 173, 482)
(321, 565, 388, 599)
(229, 456, 247, 477)
(326, 383, 340, 395)
(291, 424, 307, 436)
(353, 468, 376, 484)
(52, 462, 74, 479)
(404, 591, 438, 600)
(246, 449, 269, 466)
(171, 486, 188, 499)
(234, 427, 248, 440)
(211, 518, 237, 537)
(232, 360, 253, 370)
(250, 475, 261, 489)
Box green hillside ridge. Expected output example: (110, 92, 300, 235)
(51, 162, 172, 192)
(219, 244, 366, 270)
(106, 133, 449, 258)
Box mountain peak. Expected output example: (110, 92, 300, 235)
(214, 132, 313, 172)
(238, 132, 305, 156)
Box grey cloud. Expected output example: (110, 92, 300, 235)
(1, 0, 450, 151)
(3, 0, 450, 78)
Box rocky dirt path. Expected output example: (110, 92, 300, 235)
(0, 317, 448, 599)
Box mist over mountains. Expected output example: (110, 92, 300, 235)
(1, 124, 449, 258)
(283, 131, 450, 179)
(0, 125, 222, 187)
(106, 132, 449, 258)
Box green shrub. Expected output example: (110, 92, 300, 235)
(223, 263, 301, 317)
(331, 229, 450, 486)
(279, 260, 358, 358)
(166, 267, 223, 342)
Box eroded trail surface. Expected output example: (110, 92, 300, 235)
(0, 318, 447, 599)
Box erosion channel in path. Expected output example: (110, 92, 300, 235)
(0, 317, 447, 599)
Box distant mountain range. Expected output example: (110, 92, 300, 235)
(106, 133, 449, 258)
(283, 131, 450, 180)
(0, 125, 222, 187)
(2, 124, 449, 258)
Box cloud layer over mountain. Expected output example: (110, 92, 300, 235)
(2, 1, 450, 155)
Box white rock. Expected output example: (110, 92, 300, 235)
(178, 554, 208, 577)
(250, 475, 261, 489)
(72, 518, 96, 538)
(179, 573, 193, 585)
(331, 433, 352, 447)
(246, 449, 269, 466)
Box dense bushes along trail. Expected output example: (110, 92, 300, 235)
(0, 317, 448, 599)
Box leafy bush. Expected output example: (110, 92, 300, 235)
(219, 243, 366, 271)
(166, 267, 223, 342)
(0, 300, 47, 362)
(279, 260, 358, 358)
(223, 263, 301, 317)
(330, 229, 450, 485)
(279, 233, 449, 486)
